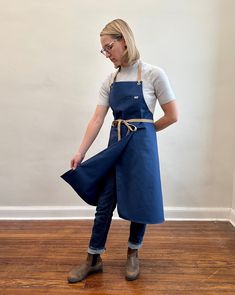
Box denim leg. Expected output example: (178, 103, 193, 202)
(88, 169, 117, 254)
(128, 222, 147, 250)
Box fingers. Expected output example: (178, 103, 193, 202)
(70, 159, 76, 170)
(71, 158, 80, 170)
(70, 153, 84, 170)
(72, 160, 78, 170)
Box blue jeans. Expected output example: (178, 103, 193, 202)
(88, 169, 146, 254)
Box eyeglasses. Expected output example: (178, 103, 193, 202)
(100, 39, 119, 56)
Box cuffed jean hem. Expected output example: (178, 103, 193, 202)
(87, 247, 106, 255)
(128, 240, 143, 250)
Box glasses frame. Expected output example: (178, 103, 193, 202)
(100, 36, 122, 56)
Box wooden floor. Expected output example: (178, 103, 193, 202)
(0, 220, 234, 295)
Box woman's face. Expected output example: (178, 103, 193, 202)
(100, 35, 126, 68)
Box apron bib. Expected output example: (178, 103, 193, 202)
(61, 61, 164, 224)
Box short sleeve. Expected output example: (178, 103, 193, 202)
(153, 67, 176, 105)
(97, 73, 113, 107)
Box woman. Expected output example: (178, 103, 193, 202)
(61, 19, 178, 283)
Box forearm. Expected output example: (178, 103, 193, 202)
(154, 115, 177, 132)
(77, 118, 104, 156)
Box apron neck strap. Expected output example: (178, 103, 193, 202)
(137, 61, 142, 84)
(111, 67, 120, 85)
(111, 60, 142, 85)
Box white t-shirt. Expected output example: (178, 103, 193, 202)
(97, 60, 176, 114)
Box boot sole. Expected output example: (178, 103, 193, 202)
(125, 272, 139, 281)
(67, 267, 103, 283)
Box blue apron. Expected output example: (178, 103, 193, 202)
(61, 61, 164, 224)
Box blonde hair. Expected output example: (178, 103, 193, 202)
(100, 19, 140, 67)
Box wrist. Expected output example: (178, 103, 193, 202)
(154, 122, 158, 132)
(77, 150, 86, 157)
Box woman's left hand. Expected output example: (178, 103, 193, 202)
(154, 100, 178, 131)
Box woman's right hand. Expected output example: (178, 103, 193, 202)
(70, 152, 85, 170)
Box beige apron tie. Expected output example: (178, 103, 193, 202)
(112, 118, 154, 141)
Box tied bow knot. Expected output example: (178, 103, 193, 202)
(112, 118, 154, 141)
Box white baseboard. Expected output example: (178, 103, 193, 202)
(0, 206, 97, 220)
(230, 208, 235, 227)
(0, 206, 234, 226)
(164, 206, 231, 221)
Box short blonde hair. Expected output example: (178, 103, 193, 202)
(100, 19, 140, 67)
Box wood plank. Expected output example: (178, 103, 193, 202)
(0, 220, 234, 294)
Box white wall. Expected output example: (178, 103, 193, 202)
(0, 0, 234, 222)
(211, 0, 235, 209)
(214, 0, 235, 225)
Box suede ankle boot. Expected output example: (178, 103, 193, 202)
(67, 253, 103, 283)
(125, 248, 140, 281)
